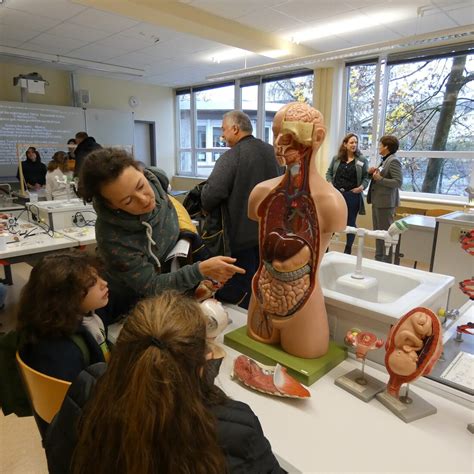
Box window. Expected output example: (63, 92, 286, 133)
(264, 72, 314, 144)
(176, 72, 314, 176)
(345, 61, 377, 154)
(345, 50, 473, 200)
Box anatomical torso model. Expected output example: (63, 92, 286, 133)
(247, 102, 347, 358)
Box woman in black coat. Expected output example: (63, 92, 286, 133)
(17, 147, 47, 190)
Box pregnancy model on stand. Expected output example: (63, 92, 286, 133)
(384, 307, 442, 399)
(247, 102, 347, 358)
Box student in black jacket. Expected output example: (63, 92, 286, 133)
(17, 147, 47, 190)
(46, 292, 283, 474)
(73, 131, 101, 178)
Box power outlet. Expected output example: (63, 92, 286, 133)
(450, 226, 470, 242)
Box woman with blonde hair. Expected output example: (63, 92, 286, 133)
(46, 151, 71, 200)
(45, 291, 283, 474)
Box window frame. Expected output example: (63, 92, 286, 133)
(343, 48, 473, 203)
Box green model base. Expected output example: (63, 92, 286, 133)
(224, 325, 347, 387)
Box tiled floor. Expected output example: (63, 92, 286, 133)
(0, 245, 426, 473)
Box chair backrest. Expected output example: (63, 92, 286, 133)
(16, 351, 71, 424)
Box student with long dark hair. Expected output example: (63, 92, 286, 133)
(326, 133, 369, 254)
(45, 292, 283, 474)
(17, 146, 47, 190)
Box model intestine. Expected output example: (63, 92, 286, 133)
(247, 102, 347, 358)
(385, 307, 442, 398)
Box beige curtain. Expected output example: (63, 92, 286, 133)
(313, 67, 334, 176)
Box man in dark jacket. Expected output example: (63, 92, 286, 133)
(73, 132, 101, 177)
(201, 111, 281, 309)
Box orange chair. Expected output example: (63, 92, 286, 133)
(15, 352, 71, 432)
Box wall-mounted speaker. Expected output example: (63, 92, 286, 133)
(76, 89, 91, 107)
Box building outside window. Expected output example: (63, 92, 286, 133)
(176, 71, 314, 177)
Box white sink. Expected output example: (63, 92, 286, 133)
(320, 252, 455, 325)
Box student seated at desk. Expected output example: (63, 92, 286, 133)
(45, 292, 284, 474)
(17, 147, 47, 191)
(17, 251, 110, 383)
(46, 151, 72, 200)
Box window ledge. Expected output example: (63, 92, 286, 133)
(401, 193, 469, 207)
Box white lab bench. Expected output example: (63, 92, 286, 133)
(395, 214, 436, 267)
(108, 305, 474, 473)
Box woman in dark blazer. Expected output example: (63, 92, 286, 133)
(326, 133, 370, 254)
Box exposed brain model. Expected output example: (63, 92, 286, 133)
(385, 307, 442, 398)
(247, 102, 347, 359)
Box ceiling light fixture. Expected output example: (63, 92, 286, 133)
(0, 45, 145, 77)
(209, 47, 288, 63)
(288, 9, 411, 44)
(206, 25, 474, 82)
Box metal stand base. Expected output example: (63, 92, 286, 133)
(376, 389, 437, 423)
(335, 368, 385, 402)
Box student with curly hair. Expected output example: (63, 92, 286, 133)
(45, 151, 71, 200)
(17, 251, 110, 382)
(45, 292, 283, 474)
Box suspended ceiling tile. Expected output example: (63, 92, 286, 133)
(388, 12, 458, 37)
(341, 26, 402, 46)
(3, 0, 87, 21)
(303, 35, 354, 52)
(445, 6, 474, 26)
(67, 8, 139, 33)
(110, 52, 156, 68)
(272, 1, 355, 23)
(0, 7, 60, 30)
(117, 23, 180, 45)
(68, 44, 125, 61)
(47, 22, 114, 42)
(95, 34, 154, 52)
(235, 7, 304, 33)
(0, 25, 46, 44)
(184, 0, 263, 20)
(21, 34, 89, 55)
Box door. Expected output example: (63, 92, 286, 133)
(134, 121, 156, 167)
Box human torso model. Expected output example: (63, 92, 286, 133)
(247, 102, 347, 358)
(384, 307, 442, 398)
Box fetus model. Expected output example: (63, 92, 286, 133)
(385, 307, 442, 398)
(247, 102, 347, 358)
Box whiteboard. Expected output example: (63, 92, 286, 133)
(0, 101, 85, 177)
(85, 108, 134, 151)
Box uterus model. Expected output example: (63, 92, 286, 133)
(247, 102, 347, 358)
(384, 307, 442, 399)
(335, 329, 385, 401)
